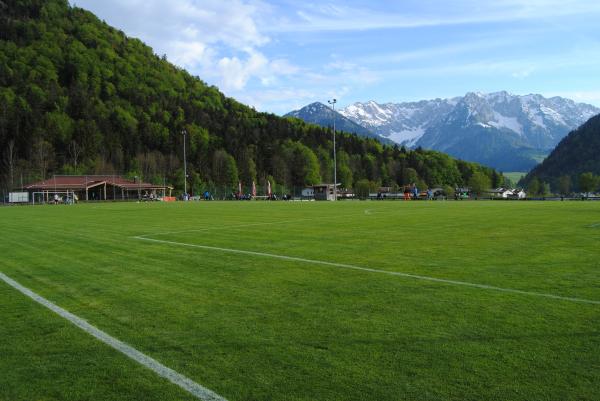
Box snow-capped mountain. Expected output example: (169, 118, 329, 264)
(341, 98, 457, 147)
(284, 102, 394, 144)
(339, 92, 599, 171)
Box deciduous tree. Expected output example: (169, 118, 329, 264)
(579, 172, 598, 196)
(468, 171, 491, 197)
(558, 175, 571, 196)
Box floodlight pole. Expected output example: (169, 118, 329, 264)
(328, 98, 337, 201)
(182, 129, 187, 198)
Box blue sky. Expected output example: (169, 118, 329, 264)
(72, 0, 600, 114)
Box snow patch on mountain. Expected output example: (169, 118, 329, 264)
(488, 112, 523, 135)
(530, 113, 546, 129)
(540, 106, 566, 125)
(388, 127, 425, 146)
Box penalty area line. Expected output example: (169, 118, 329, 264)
(132, 236, 600, 306)
(0, 272, 227, 401)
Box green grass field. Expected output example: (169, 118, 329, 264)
(1, 200, 599, 401)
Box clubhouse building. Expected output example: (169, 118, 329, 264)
(24, 175, 172, 202)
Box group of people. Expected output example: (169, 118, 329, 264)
(373, 184, 435, 200)
(402, 183, 421, 200)
(52, 193, 78, 204)
(142, 191, 159, 201)
(231, 193, 285, 200)
(178, 191, 215, 201)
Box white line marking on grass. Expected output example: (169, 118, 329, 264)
(588, 222, 600, 228)
(133, 236, 600, 306)
(0, 272, 227, 401)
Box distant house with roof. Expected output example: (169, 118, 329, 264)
(486, 188, 527, 199)
(23, 175, 172, 202)
(312, 183, 341, 201)
(487, 188, 513, 198)
(509, 189, 527, 199)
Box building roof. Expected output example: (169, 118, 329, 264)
(313, 183, 341, 187)
(24, 175, 171, 190)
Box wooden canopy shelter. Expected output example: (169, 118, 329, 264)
(24, 175, 172, 202)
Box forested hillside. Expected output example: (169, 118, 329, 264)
(524, 114, 600, 192)
(0, 0, 501, 195)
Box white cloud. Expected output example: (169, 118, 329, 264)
(69, 0, 600, 114)
(159, 0, 269, 49)
(548, 91, 600, 106)
(360, 37, 519, 65)
(234, 87, 319, 113)
(168, 41, 213, 70)
(266, 1, 600, 32)
(216, 51, 301, 91)
(73, 0, 366, 112)
(72, 0, 292, 93)
(511, 67, 535, 79)
(218, 51, 268, 90)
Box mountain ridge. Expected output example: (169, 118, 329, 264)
(524, 114, 600, 191)
(336, 92, 599, 171)
(284, 102, 394, 145)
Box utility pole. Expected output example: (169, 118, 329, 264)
(182, 129, 187, 199)
(328, 98, 337, 201)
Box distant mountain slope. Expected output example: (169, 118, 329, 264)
(338, 92, 599, 171)
(284, 102, 394, 145)
(524, 114, 600, 190)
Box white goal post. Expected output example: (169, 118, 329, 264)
(32, 191, 77, 205)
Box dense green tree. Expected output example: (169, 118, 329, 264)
(528, 177, 541, 196)
(238, 146, 257, 186)
(558, 175, 571, 196)
(336, 151, 353, 188)
(32, 138, 54, 180)
(212, 149, 238, 189)
(354, 179, 378, 199)
(469, 171, 491, 197)
(443, 185, 455, 199)
(579, 172, 598, 196)
(282, 141, 321, 187)
(402, 168, 419, 186)
(524, 114, 600, 191)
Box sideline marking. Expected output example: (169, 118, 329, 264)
(0, 272, 227, 401)
(133, 236, 600, 306)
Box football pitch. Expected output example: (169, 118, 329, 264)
(1, 200, 599, 401)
